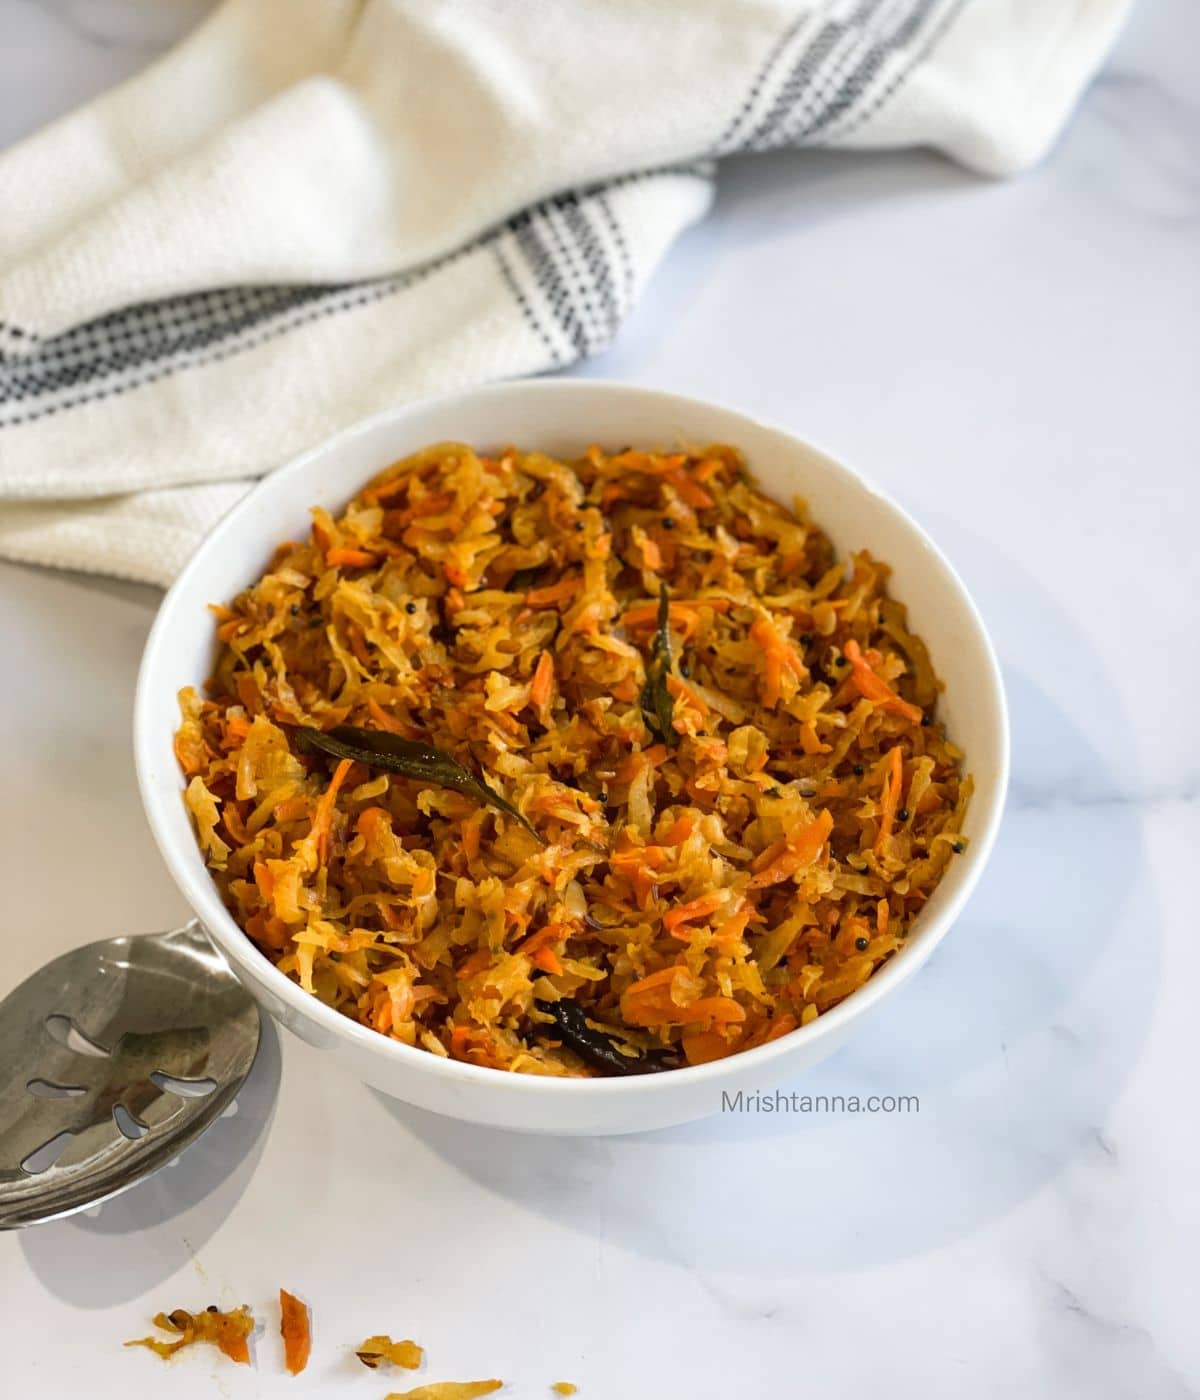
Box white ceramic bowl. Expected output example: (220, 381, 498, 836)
(135, 379, 1008, 1135)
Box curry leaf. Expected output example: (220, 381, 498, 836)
(297, 725, 542, 842)
(537, 991, 678, 1076)
(639, 582, 679, 747)
(504, 566, 543, 593)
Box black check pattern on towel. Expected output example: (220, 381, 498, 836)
(0, 0, 949, 427)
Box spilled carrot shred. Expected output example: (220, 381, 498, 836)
(384, 1383, 502, 1400)
(357, 1333, 424, 1370)
(279, 1289, 311, 1375)
(125, 1306, 253, 1365)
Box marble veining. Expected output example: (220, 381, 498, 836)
(0, 1, 1197, 1396)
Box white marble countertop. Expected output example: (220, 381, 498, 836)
(2, 2, 1197, 1396)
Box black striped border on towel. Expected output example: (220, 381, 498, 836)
(0, 0, 956, 428)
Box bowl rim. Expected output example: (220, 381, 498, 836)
(134, 377, 1009, 1097)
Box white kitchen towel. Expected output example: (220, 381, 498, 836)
(0, 0, 1131, 585)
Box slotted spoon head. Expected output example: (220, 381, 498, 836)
(0, 921, 260, 1229)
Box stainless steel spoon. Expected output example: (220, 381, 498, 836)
(0, 921, 259, 1229)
